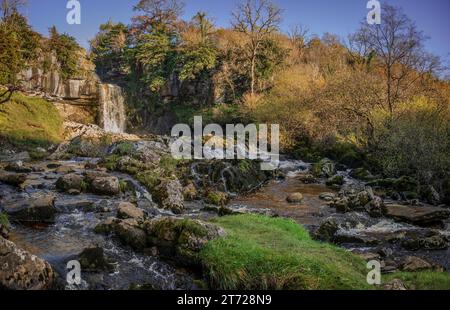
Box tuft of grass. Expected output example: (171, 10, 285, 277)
(0, 212, 9, 227)
(385, 272, 450, 290)
(201, 214, 372, 290)
(0, 92, 63, 150)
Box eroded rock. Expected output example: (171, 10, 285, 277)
(0, 237, 55, 290)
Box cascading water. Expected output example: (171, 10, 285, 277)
(98, 84, 126, 134)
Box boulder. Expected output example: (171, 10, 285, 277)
(385, 204, 450, 226)
(0, 237, 55, 290)
(56, 173, 84, 192)
(117, 202, 145, 221)
(319, 192, 336, 201)
(5, 161, 32, 173)
(90, 176, 120, 196)
(401, 256, 433, 272)
(3, 194, 57, 223)
(350, 168, 376, 181)
(114, 219, 147, 250)
(144, 217, 225, 267)
(78, 247, 115, 272)
(383, 279, 407, 290)
(0, 171, 27, 187)
(402, 232, 448, 251)
(286, 192, 304, 204)
(314, 219, 339, 242)
(153, 179, 184, 214)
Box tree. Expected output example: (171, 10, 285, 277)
(0, 4, 40, 103)
(90, 21, 129, 79)
(232, 0, 282, 95)
(48, 26, 80, 80)
(131, 0, 184, 35)
(0, 21, 23, 103)
(0, 0, 26, 18)
(350, 5, 440, 114)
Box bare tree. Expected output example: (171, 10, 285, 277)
(232, 0, 282, 95)
(350, 4, 440, 114)
(0, 0, 26, 19)
(288, 24, 309, 49)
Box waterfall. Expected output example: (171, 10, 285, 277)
(98, 84, 126, 134)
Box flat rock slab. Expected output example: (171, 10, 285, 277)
(385, 204, 450, 225)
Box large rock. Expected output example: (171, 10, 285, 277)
(0, 237, 55, 290)
(56, 173, 84, 192)
(0, 171, 27, 187)
(153, 179, 184, 214)
(402, 232, 448, 251)
(385, 204, 450, 226)
(286, 192, 304, 204)
(90, 176, 120, 196)
(3, 194, 57, 223)
(95, 218, 147, 251)
(144, 217, 225, 267)
(401, 256, 434, 272)
(117, 202, 144, 221)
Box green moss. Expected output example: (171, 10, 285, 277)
(206, 191, 228, 206)
(385, 272, 450, 290)
(0, 212, 9, 228)
(201, 215, 371, 290)
(0, 93, 63, 150)
(114, 141, 134, 156)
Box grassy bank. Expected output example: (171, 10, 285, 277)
(201, 215, 450, 290)
(201, 215, 371, 290)
(0, 92, 63, 152)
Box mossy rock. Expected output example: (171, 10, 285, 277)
(206, 191, 229, 206)
(312, 158, 336, 178)
(326, 175, 344, 187)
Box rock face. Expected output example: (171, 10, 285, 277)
(144, 217, 225, 267)
(385, 204, 450, 226)
(3, 194, 57, 223)
(153, 179, 184, 214)
(0, 237, 55, 290)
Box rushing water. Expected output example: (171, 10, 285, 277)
(99, 84, 126, 134)
(3, 159, 195, 290)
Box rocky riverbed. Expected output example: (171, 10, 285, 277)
(0, 124, 449, 290)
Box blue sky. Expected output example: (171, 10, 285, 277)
(24, 0, 450, 66)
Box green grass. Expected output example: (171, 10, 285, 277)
(201, 215, 372, 290)
(0, 212, 9, 227)
(0, 92, 63, 150)
(385, 272, 450, 290)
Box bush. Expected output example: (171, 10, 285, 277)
(371, 97, 450, 183)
